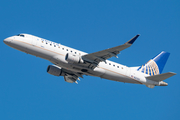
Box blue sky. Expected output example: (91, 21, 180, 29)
(1, 0, 180, 120)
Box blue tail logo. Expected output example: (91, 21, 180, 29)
(137, 51, 170, 76)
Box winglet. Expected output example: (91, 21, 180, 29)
(126, 34, 140, 44)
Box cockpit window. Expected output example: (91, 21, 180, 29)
(16, 34, 25, 37)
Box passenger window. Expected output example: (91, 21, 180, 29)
(113, 65, 115, 67)
(54, 45, 56, 47)
(75, 52, 76, 54)
(67, 49, 68, 51)
(109, 63, 111, 65)
(62, 48, 64, 50)
(117, 66, 119, 68)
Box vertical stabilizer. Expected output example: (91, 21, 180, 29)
(137, 51, 170, 76)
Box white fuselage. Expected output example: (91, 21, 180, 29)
(4, 34, 160, 86)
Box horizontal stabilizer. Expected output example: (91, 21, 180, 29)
(146, 72, 176, 81)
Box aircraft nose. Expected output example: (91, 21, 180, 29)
(3, 38, 12, 45)
(3, 39, 9, 44)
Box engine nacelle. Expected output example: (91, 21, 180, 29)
(65, 53, 83, 64)
(47, 65, 65, 76)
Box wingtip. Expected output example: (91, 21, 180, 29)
(126, 34, 140, 44)
(169, 72, 177, 75)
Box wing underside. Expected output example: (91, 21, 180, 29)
(61, 68, 83, 84)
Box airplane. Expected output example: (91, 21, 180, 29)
(3, 34, 176, 88)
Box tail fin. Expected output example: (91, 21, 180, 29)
(137, 51, 170, 76)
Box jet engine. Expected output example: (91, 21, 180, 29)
(65, 53, 84, 64)
(47, 65, 65, 76)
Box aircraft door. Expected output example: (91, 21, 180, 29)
(31, 37, 37, 46)
(126, 67, 131, 77)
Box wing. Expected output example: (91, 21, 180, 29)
(61, 68, 83, 84)
(82, 34, 140, 69)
